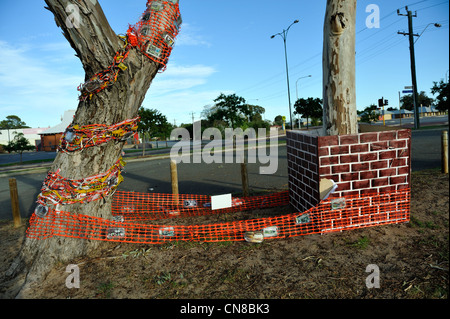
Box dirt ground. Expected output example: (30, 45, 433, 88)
(0, 169, 448, 300)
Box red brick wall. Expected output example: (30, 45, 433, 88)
(287, 129, 411, 213)
(286, 132, 320, 212)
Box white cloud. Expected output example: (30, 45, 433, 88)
(143, 61, 221, 124)
(164, 64, 216, 77)
(176, 23, 211, 47)
(149, 63, 217, 96)
(0, 37, 217, 127)
(145, 89, 235, 125)
(0, 40, 83, 127)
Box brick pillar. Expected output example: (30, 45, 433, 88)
(287, 129, 411, 213)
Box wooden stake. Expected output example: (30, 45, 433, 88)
(170, 160, 179, 203)
(241, 157, 249, 197)
(442, 130, 448, 174)
(9, 178, 21, 228)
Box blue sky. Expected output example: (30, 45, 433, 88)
(0, 0, 448, 128)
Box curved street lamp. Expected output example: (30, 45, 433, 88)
(295, 75, 312, 128)
(295, 75, 312, 100)
(271, 19, 299, 130)
(414, 23, 441, 43)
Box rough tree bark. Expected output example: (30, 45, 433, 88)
(322, 0, 358, 136)
(2, 0, 160, 298)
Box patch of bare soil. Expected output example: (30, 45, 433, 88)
(0, 170, 448, 300)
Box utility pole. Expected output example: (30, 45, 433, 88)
(398, 6, 420, 129)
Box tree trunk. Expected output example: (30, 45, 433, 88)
(322, 0, 358, 136)
(2, 0, 160, 298)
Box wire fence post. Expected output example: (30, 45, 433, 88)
(241, 158, 249, 197)
(170, 159, 179, 203)
(9, 178, 21, 228)
(442, 130, 448, 174)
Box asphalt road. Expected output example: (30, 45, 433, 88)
(374, 114, 448, 128)
(0, 128, 447, 220)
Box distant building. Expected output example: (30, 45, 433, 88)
(0, 127, 49, 150)
(39, 110, 76, 152)
(417, 106, 442, 116)
(376, 109, 394, 121)
(385, 109, 414, 119)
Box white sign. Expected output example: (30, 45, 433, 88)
(211, 194, 232, 210)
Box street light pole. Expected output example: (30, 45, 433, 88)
(271, 20, 299, 130)
(296, 75, 312, 100)
(296, 75, 312, 129)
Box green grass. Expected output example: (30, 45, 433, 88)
(95, 281, 115, 298)
(347, 236, 370, 249)
(410, 215, 439, 230)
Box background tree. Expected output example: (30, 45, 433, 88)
(200, 104, 219, 120)
(209, 93, 247, 129)
(0, 115, 30, 144)
(244, 104, 265, 122)
(400, 91, 434, 111)
(431, 80, 448, 113)
(4, 0, 165, 298)
(137, 107, 172, 155)
(322, 0, 358, 135)
(293, 97, 323, 129)
(273, 115, 284, 126)
(3, 132, 35, 163)
(0, 115, 30, 129)
(203, 101, 268, 133)
(358, 104, 379, 124)
(242, 104, 270, 132)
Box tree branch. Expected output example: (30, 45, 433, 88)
(44, 0, 122, 77)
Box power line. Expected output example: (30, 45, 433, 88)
(236, 52, 321, 96)
(356, 0, 429, 35)
(234, 0, 445, 105)
(414, 0, 448, 12)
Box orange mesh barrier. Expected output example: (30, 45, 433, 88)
(129, 0, 182, 71)
(111, 191, 290, 221)
(78, 1, 181, 101)
(26, 188, 410, 244)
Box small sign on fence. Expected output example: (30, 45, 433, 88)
(211, 194, 232, 210)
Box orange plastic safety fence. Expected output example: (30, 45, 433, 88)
(111, 191, 290, 221)
(26, 188, 410, 244)
(77, 1, 181, 101)
(129, 0, 181, 71)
